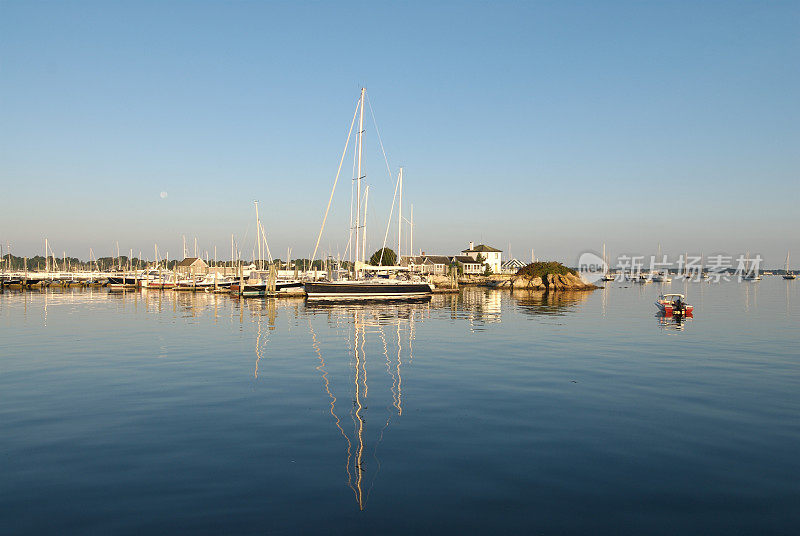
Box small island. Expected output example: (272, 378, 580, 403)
(490, 261, 599, 291)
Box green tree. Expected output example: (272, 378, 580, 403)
(369, 248, 397, 266)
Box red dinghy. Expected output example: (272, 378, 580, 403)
(655, 293, 694, 316)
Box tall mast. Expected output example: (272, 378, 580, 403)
(362, 185, 369, 266)
(602, 243, 606, 274)
(45, 238, 49, 273)
(410, 204, 413, 257)
(255, 200, 262, 270)
(397, 167, 403, 260)
(355, 88, 365, 266)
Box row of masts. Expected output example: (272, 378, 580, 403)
(348, 88, 415, 273)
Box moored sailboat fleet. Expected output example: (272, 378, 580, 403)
(3, 89, 795, 300)
(2, 88, 435, 301)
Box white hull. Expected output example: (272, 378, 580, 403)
(306, 291, 432, 301)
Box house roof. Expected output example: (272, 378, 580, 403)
(423, 255, 451, 265)
(400, 255, 424, 265)
(176, 257, 208, 267)
(452, 255, 481, 265)
(502, 258, 526, 268)
(462, 244, 502, 253)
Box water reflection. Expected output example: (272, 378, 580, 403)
(302, 303, 421, 510)
(744, 281, 758, 312)
(252, 300, 278, 378)
(430, 287, 501, 330)
(656, 312, 692, 332)
(2, 286, 583, 511)
(510, 289, 591, 316)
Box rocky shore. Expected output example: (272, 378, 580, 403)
(488, 272, 598, 291)
(428, 262, 599, 291)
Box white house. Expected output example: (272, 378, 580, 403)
(501, 258, 526, 274)
(451, 255, 484, 275)
(461, 242, 502, 274)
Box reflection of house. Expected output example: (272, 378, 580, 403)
(501, 258, 526, 274)
(176, 257, 208, 276)
(461, 242, 502, 274)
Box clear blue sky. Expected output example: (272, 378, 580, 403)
(1, 1, 798, 266)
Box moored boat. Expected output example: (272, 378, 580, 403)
(305, 279, 433, 301)
(652, 272, 672, 283)
(107, 275, 138, 290)
(783, 251, 796, 280)
(305, 88, 434, 302)
(655, 293, 693, 316)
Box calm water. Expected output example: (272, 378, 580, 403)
(2, 280, 799, 535)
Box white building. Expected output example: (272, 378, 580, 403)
(461, 242, 502, 274)
(501, 258, 526, 274)
(451, 255, 484, 275)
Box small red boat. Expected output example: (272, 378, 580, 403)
(655, 293, 693, 316)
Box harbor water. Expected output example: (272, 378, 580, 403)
(2, 280, 799, 534)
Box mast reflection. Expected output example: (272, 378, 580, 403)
(305, 302, 420, 510)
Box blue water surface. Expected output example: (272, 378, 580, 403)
(1, 280, 799, 535)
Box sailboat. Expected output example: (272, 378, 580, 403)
(304, 88, 433, 301)
(233, 201, 303, 296)
(741, 252, 762, 281)
(600, 243, 615, 282)
(651, 272, 672, 283)
(651, 243, 671, 282)
(783, 251, 796, 280)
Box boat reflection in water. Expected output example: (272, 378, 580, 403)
(656, 312, 693, 332)
(302, 302, 420, 510)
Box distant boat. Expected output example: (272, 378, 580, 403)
(600, 243, 615, 281)
(783, 251, 796, 280)
(741, 252, 762, 281)
(652, 272, 672, 283)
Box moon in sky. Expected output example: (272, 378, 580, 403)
(160, 191, 168, 199)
